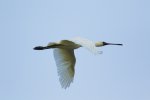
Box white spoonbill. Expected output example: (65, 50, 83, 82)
(33, 37, 122, 89)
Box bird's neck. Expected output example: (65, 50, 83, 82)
(95, 42, 103, 47)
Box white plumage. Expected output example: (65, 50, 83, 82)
(53, 37, 100, 88)
(34, 37, 122, 89)
(70, 37, 101, 54)
(53, 48, 75, 89)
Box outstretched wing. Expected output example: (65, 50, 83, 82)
(70, 37, 101, 54)
(53, 48, 76, 89)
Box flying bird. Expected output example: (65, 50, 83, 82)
(33, 37, 122, 89)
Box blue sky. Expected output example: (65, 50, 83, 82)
(0, 0, 150, 100)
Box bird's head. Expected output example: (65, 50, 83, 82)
(95, 41, 123, 47)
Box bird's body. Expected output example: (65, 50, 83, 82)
(34, 37, 122, 89)
(49, 40, 81, 50)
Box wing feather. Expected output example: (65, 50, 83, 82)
(70, 37, 101, 54)
(53, 48, 76, 89)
